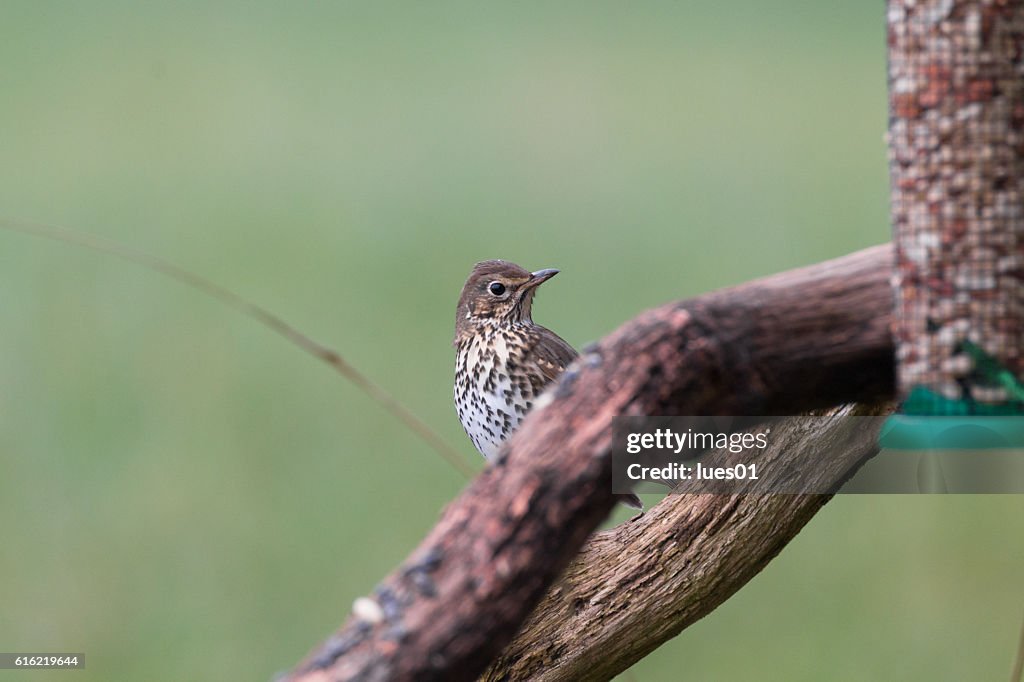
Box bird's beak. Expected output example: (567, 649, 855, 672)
(525, 268, 559, 289)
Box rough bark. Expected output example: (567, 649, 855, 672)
(481, 402, 893, 681)
(285, 244, 895, 682)
(888, 0, 1024, 402)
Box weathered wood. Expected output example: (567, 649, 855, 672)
(285, 244, 895, 682)
(481, 402, 893, 681)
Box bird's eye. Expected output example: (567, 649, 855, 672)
(488, 281, 506, 296)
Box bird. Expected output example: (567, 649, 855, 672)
(453, 259, 642, 509)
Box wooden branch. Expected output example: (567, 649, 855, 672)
(285, 244, 895, 682)
(481, 402, 893, 681)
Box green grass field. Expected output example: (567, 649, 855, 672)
(1, 3, 1022, 680)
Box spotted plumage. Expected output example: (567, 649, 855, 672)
(453, 260, 573, 459)
(452, 260, 641, 509)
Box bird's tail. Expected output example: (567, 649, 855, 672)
(618, 493, 643, 510)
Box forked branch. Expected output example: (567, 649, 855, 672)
(481, 402, 893, 681)
(287, 244, 896, 682)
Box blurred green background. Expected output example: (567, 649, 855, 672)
(1, 2, 1021, 680)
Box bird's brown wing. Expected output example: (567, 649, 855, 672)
(528, 326, 579, 386)
(526, 326, 644, 511)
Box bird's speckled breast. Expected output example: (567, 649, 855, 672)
(454, 323, 540, 460)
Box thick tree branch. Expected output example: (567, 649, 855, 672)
(286, 244, 895, 682)
(481, 402, 893, 681)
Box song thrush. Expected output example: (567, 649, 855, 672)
(453, 260, 641, 509)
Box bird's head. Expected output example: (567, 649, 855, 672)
(454, 260, 559, 342)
